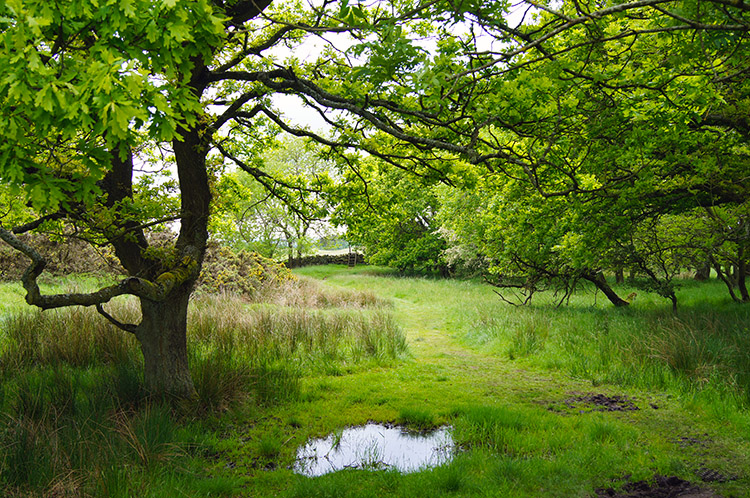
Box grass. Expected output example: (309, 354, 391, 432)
(396, 406, 436, 430)
(281, 265, 750, 497)
(295, 266, 750, 406)
(1, 266, 750, 497)
(0, 272, 406, 497)
(461, 280, 750, 407)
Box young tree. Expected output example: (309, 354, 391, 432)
(212, 137, 334, 260)
(212, 172, 286, 257)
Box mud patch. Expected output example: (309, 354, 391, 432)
(552, 393, 640, 413)
(673, 434, 711, 449)
(696, 467, 739, 483)
(595, 475, 720, 497)
(670, 435, 740, 484)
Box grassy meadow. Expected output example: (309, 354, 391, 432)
(1, 266, 749, 497)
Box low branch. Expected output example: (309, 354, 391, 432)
(0, 225, 198, 309)
(700, 112, 750, 135)
(704, 0, 750, 13)
(96, 303, 138, 334)
(11, 212, 67, 234)
(581, 271, 630, 307)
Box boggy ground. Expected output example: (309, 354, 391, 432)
(211, 266, 750, 497)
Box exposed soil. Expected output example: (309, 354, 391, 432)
(595, 475, 721, 498)
(552, 392, 641, 413)
(557, 401, 739, 497)
(670, 434, 740, 484)
(695, 467, 738, 484)
(673, 434, 711, 449)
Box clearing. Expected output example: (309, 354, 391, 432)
(215, 265, 750, 497)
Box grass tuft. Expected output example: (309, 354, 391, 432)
(397, 406, 436, 430)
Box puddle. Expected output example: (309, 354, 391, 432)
(294, 423, 455, 476)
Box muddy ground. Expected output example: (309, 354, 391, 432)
(595, 475, 720, 498)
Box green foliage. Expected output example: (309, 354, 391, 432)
(334, 158, 447, 274)
(324, 1, 750, 304)
(0, 0, 224, 211)
(211, 137, 335, 260)
(396, 406, 436, 430)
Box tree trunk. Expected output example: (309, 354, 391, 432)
(694, 262, 711, 281)
(738, 251, 749, 302)
(668, 292, 678, 312)
(614, 268, 624, 284)
(136, 287, 196, 399)
(730, 264, 739, 287)
(711, 258, 741, 303)
(583, 271, 630, 307)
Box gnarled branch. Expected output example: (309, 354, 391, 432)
(0, 225, 200, 309)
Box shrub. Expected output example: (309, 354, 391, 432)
(197, 243, 295, 296)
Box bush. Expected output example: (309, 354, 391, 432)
(0, 232, 119, 281)
(197, 243, 295, 296)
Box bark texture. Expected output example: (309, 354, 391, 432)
(136, 288, 196, 398)
(694, 263, 711, 281)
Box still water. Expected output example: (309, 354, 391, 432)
(294, 423, 455, 477)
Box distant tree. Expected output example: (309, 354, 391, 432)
(437, 173, 636, 306)
(212, 137, 334, 261)
(334, 157, 447, 273)
(691, 206, 750, 303)
(212, 172, 286, 258)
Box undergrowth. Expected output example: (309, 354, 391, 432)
(3, 266, 749, 497)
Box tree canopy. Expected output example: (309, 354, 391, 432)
(1, 0, 749, 396)
(333, 0, 750, 306)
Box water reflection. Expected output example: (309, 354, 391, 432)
(294, 423, 454, 477)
